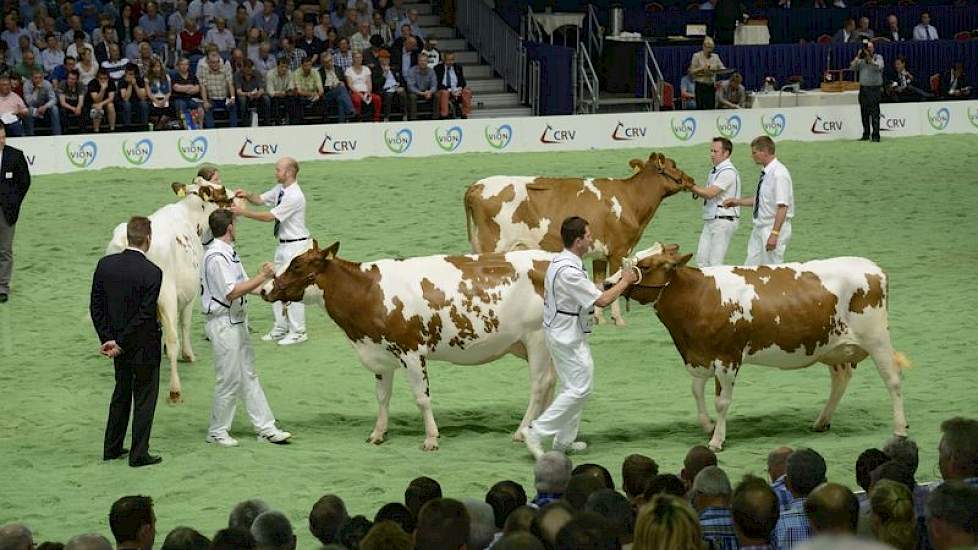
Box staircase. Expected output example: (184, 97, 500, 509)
(409, 2, 532, 119)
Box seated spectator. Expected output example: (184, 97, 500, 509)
(144, 58, 174, 127)
(370, 12, 393, 46)
(124, 27, 147, 61)
(404, 52, 435, 120)
(530, 501, 575, 548)
(296, 23, 323, 65)
(644, 474, 687, 500)
(171, 56, 203, 126)
(14, 50, 42, 81)
(159, 527, 210, 550)
(351, 21, 371, 52)
(292, 56, 322, 121)
(374, 52, 403, 121)
(691, 466, 738, 550)
(318, 54, 353, 122)
(337, 8, 359, 40)
(58, 69, 85, 130)
(133, 42, 158, 78)
(856, 448, 890, 513)
(235, 58, 268, 125)
(574, 464, 615, 490)
(228, 48, 246, 73)
(564, 474, 605, 511)
(913, 12, 939, 41)
(363, 34, 386, 69)
(0, 75, 30, 135)
(251, 511, 296, 550)
(869, 480, 915, 550)
(93, 25, 117, 65)
(938, 416, 978, 484)
(833, 18, 858, 43)
(487, 480, 528, 534)
(681, 445, 718, 492)
(374, 503, 415, 534)
(680, 72, 696, 109)
(280, 36, 306, 72)
(41, 33, 65, 73)
(718, 72, 745, 109)
(345, 50, 380, 121)
(435, 52, 468, 119)
(338, 515, 373, 550)
(393, 27, 423, 69)
(252, 41, 276, 75)
(0, 523, 33, 550)
(101, 43, 129, 86)
(332, 37, 352, 73)
(77, 46, 98, 86)
(495, 532, 545, 550)
(360, 521, 411, 550)
(531, 451, 572, 508)
(109, 496, 156, 550)
(773, 448, 827, 549)
(622, 454, 658, 506)
(405, 476, 443, 520)
(422, 37, 441, 67)
(871, 461, 916, 495)
(880, 15, 906, 42)
(50, 55, 77, 88)
(504, 506, 539, 536)
(555, 512, 616, 550)
(229, 499, 270, 531)
(230, 6, 252, 45)
(211, 528, 256, 550)
(65, 29, 93, 60)
(731, 474, 780, 550)
(925, 481, 978, 550)
(309, 495, 349, 547)
(244, 28, 265, 63)
(633, 494, 702, 550)
(943, 63, 973, 99)
(198, 49, 237, 127)
(64, 533, 113, 550)
(805, 483, 859, 537)
(205, 17, 235, 55)
(177, 17, 204, 57)
(87, 68, 117, 131)
(855, 17, 874, 40)
(416, 499, 470, 550)
(462, 498, 497, 550)
(23, 69, 61, 135)
(115, 64, 147, 127)
(399, 8, 424, 40)
(252, 0, 280, 40)
(885, 56, 934, 102)
(768, 446, 794, 511)
(585, 489, 635, 548)
(265, 56, 296, 124)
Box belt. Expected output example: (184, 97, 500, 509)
(715, 216, 738, 221)
(556, 310, 579, 317)
(278, 236, 310, 243)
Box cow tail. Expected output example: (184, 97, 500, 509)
(884, 268, 913, 370)
(463, 188, 478, 252)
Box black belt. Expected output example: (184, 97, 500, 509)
(278, 236, 310, 243)
(556, 310, 579, 316)
(715, 216, 738, 221)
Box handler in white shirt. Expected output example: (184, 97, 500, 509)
(724, 135, 794, 266)
(521, 217, 637, 459)
(690, 136, 741, 267)
(231, 157, 311, 346)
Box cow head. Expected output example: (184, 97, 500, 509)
(263, 240, 339, 303)
(605, 243, 692, 304)
(171, 177, 236, 208)
(628, 152, 695, 196)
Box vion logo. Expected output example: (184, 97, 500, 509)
(178, 136, 208, 162)
(612, 121, 647, 141)
(880, 114, 907, 131)
(715, 115, 741, 139)
(968, 107, 978, 129)
(435, 126, 463, 152)
(384, 128, 413, 153)
(66, 140, 98, 168)
(25, 154, 36, 166)
(122, 138, 153, 165)
(540, 124, 575, 144)
(238, 137, 279, 158)
(670, 117, 696, 141)
(928, 107, 950, 131)
(761, 113, 786, 137)
(484, 124, 513, 149)
(811, 115, 844, 134)
(319, 134, 358, 155)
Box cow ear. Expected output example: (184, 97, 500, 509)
(628, 159, 645, 173)
(676, 253, 693, 268)
(312, 239, 320, 251)
(323, 241, 340, 259)
(171, 182, 188, 197)
(198, 185, 213, 200)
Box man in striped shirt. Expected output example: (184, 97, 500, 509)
(693, 466, 740, 550)
(731, 475, 780, 550)
(768, 447, 794, 511)
(773, 449, 826, 549)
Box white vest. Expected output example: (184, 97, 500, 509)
(702, 162, 741, 220)
(200, 244, 247, 324)
(543, 255, 594, 336)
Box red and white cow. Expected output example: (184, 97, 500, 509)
(105, 178, 235, 403)
(263, 241, 557, 451)
(607, 244, 910, 451)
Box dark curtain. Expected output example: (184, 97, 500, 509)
(526, 42, 577, 115)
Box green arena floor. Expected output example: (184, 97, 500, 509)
(1, 134, 977, 544)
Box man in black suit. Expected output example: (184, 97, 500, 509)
(434, 51, 472, 119)
(0, 121, 31, 304)
(90, 216, 164, 467)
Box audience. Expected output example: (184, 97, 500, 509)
(622, 454, 658, 505)
(868, 479, 916, 550)
(405, 476, 443, 520)
(691, 466, 738, 550)
(532, 451, 573, 508)
(805, 482, 860, 536)
(925, 481, 978, 550)
(108, 496, 156, 550)
(768, 446, 794, 510)
(309, 495, 349, 547)
(730, 474, 780, 550)
(634, 494, 704, 550)
(681, 445, 718, 492)
(415, 499, 469, 550)
(772, 448, 827, 549)
(251, 511, 296, 550)
(158, 527, 209, 550)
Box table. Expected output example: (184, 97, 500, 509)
(734, 23, 770, 45)
(751, 89, 860, 108)
(531, 12, 585, 35)
(602, 36, 644, 93)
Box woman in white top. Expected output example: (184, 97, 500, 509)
(688, 37, 725, 110)
(77, 47, 99, 86)
(345, 50, 381, 121)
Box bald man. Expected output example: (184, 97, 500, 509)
(805, 483, 859, 536)
(232, 157, 311, 346)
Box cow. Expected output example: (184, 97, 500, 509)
(262, 240, 558, 451)
(105, 177, 236, 403)
(463, 152, 693, 327)
(605, 243, 910, 451)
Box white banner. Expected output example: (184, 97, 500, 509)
(12, 100, 978, 175)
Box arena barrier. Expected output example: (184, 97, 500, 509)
(12, 99, 978, 176)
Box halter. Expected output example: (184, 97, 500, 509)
(628, 272, 671, 308)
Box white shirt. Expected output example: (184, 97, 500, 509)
(913, 23, 938, 41)
(543, 249, 601, 341)
(260, 181, 309, 241)
(702, 158, 740, 220)
(753, 158, 794, 225)
(205, 28, 236, 52)
(345, 66, 371, 92)
(65, 41, 94, 60)
(188, 0, 216, 28)
(201, 238, 248, 322)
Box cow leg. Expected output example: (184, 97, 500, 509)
(402, 355, 440, 451)
(813, 363, 855, 432)
(178, 300, 196, 363)
(687, 365, 715, 434)
(606, 257, 627, 326)
(367, 369, 395, 445)
(708, 364, 739, 452)
(591, 259, 610, 325)
(514, 331, 558, 442)
(158, 284, 183, 404)
(866, 344, 909, 437)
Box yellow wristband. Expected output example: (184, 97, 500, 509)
(770, 229, 780, 236)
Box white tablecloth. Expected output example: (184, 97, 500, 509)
(751, 89, 860, 108)
(734, 24, 770, 45)
(531, 12, 585, 35)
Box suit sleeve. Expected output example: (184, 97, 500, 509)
(89, 260, 112, 344)
(115, 266, 162, 352)
(13, 149, 30, 201)
(458, 66, 466, 89)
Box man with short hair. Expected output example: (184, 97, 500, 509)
(805, 483, 859, 536)
(229, 499, 271, 530)
(434, 51, 472, 119)
(851, 40, 884, 142)
(319, 54, 353, 123)
(585, 489, 634, 547)
(308, 495, 349, 547)
(251, 0, 279, 39)
(292, 56, 323, 120)
(462, 498, 497, 550)
(622, 454, 658, 504)
(886, 55, 934, 102)
(938, 416, 978, 485)
(41, 33, 65, 72)
(23, 69, 62, 135)
(532, 451, 573, 508)
(199, 49, 237, 127)
(117, 65, 149, 128)
(682, 445, 719, 491)
(399, 8, 425, 40)
(882, 436, 930, 517)
(14, 49, 41, 80)
(404, 52, 436, 120)
(925, 481, 978, 550)
(279, 36, 306, 72)
(0, 78, 29, 137)
(87, 68, 118, 132)
(731, 474, 780, 550)
(723, 135, 794, 265)
(773, 448, 827, 549)
(297, 23, 323, 65)
(350, 20, 372, 52)
(487, 481, 528, 533)
(65, 533, 114, 550)
(522, 216, 636, 458)
(139, 2, 167, 49)
(881, 15, 906, 42)
(235, 58, 268, 125)
(0, 523, 33, 550)
(415, 499, 470, 550)
(855, 16, 874, 40)
(768, 446, 794, 510)
(109, 496, 157, 550)
(913, 12, 939, 41)
(692, 466, 738, 550)
(265, 56, 296, 124)
(251, 511, 296, 550)
(406, 476, 444, 518)
(689, 136, 740, 267)
(331, 37, 352, 73)
(205, 17, 236, 55)
(58, 69, 85, 129)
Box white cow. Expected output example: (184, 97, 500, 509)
(262, 241, 558, 450)
(105, 178, 236, 403)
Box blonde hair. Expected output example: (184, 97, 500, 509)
(702, 37, 715, 49)
(633, 495, 703, 550)
(870, 480, 916, 550)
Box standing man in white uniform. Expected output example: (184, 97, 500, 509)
(689, 136, 741, 267)
(724, 136, 794, 266)
(521, 216, 637, 459)
(201, 209, 293, 446)
(232, 157, 310, 346)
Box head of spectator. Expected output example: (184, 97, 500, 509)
(205, 49, 222, 71)
(357, 21, 369, 37)
(400, 23, 412, 39)
(535, 451, 573, 499)
(691, 466, 732, 514)
(308, 495, 348, 547)
(573, 464, 615, 491)
(0, 76, 11, 97)
(493, 532, 545, 550)
(132, 26, 146, 44)
(176, 56, 191, 76)
(920, 12, 930, 26)
(530, 501, 574, 548)
(700, 36, 715, 57)
(30, 69, 44, 89)
(65, 68, 79, 88)
(894, 54, 907, 73)
(68, 14, 82, 31)
(503, 506, 538, 536)
(405, 476, 443, 519)
(787, 448, 827, 500)
(183, 16, 197, 33)
(804, 483, 859, 535)
(262, 1, 274, 17)
(564, 473, 606, 511)
(858, 16, 871, 32)
(281, 36, 294, 53)
(359, 521, 411, 550)
(407, 8, 419, 24)
(241, 57, 256, 78)
(869, 479, 915, 550)
(886, 14, 899, 31)
(0, 524, 33, 550)
(870, 461, 916, 494)
(246, 27, 262, 45)
(229, 500, 270, 531)
(952, 62, 965, 79)
(345, 7, 358, 25)
(302, 22, 315, 39)
(586, 489, 635, 546)
(3, 14, 18, 32)
(107, 42, 121, 62)
(321, 52, 335, 71)
(644, 474, 687, 500)
(555, 512, 617, 550)
(104, 27, 118, 45)
(64, 534, 112, 550)
(939, 416, 978, 481)
(258, 41, 271, 59)
(109, 496, 156, 550)
(374, 502, 415, 534)
(159, 527, 209, 550)
(462, 498, 497, 550)
(622, 454, 659, 501)
(230, 47, 244, 68)
(300, 55, 313, 75)
(681, 445, 718, 490)
(275, 56, 289, 76)
(251, 511, 296, 550)
(730, 474, 779, 547)
(856, 448, 890, 493)
(926, 481, 978, 550)
(371, 11, 384, 28)
(415, 498, 469, 550)
(235, 5, 248, 23)
(138, 41, 152, 61)
(351, 49, 363, 68)
(487, 481, 528, 530)
(633, 494, 702, 550)
(210, 528, 256, 550)
(337, 36, 349, 53)
(45, 33, 60, 52)
(338, 516, 372, 550)
(215, 16, 227, 32)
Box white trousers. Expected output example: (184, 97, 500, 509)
(272, 240, 311, 334)
(695, 218, 739, 267)
(532, 333, 594, 448)
(205, 316, 276, 437)
(745, 221, 792, 266)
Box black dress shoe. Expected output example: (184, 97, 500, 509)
(859, 136, 870, 141)
(129, 454, 163, 468)
(103, 448, 129, 461)
(0, 293, 8, 303)
(871, 136, 880, 142)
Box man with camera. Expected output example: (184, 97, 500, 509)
(850, 40, 884, 142)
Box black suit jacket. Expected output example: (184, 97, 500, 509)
(90, 249, 163, 365)
(0, 145, 31, 226)
(94, 42, 110, 64)
(434, 63, 467, 91)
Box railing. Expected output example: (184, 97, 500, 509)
(458, 0, 525, 98)
(529, 60, 542, 115)
(644, 41, 665, 111)
(584, 4, 603, 61)
(577, 45, 599, 113)
(523, 5, 543, 43)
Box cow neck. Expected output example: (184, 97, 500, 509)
(619, 172, 668, 235)
(652, 267, 702, 320)
(316, 257, 374, 332)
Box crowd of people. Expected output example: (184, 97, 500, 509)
(0, 0, 475, 136)
(1, 416, 976, 550)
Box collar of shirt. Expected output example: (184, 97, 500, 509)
(713, 158, 733, 174)
(125, 246, 147, 257)
(763, 157, 783, 177)
(209, 238, 235, 256)
(557, 249, 583, 268)
(699, 506, 733, 520)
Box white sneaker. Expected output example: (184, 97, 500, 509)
(206, 434, 239, 447)
(257, 430, 292, 444)
(554, 441, 588, 454)
(521, 426, 544, 460)
(277, 332, 308, 346)
(262, 330, 288, 342)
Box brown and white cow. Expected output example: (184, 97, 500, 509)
(263, 241, 558, 451)
(606, 244, 910, 451)
(463, 152, 693, 326)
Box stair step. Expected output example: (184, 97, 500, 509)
(403, 3, 433, 14)
(474, 92, 523, 108)
(418, 14, 441, 26)
(423, 26, 457, 39)
(451, 50, 480, 64)
(471, 106, 534, 119)
(432, 38, 467, 51)
(467, 77, 506, 93)
(465, 65, 493, 78)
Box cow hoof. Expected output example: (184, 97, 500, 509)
(180, 354, 195, 363)
(422, 439, 439, 451)
(513, 431, 525, 443)
(708, 441, 724, 452)
(167, 392, 183, 405)
(612, 318, 627, 327)
(812, 422, 831, 432)
(594, 315, 609, 325)
(367, 433, 386, 445)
